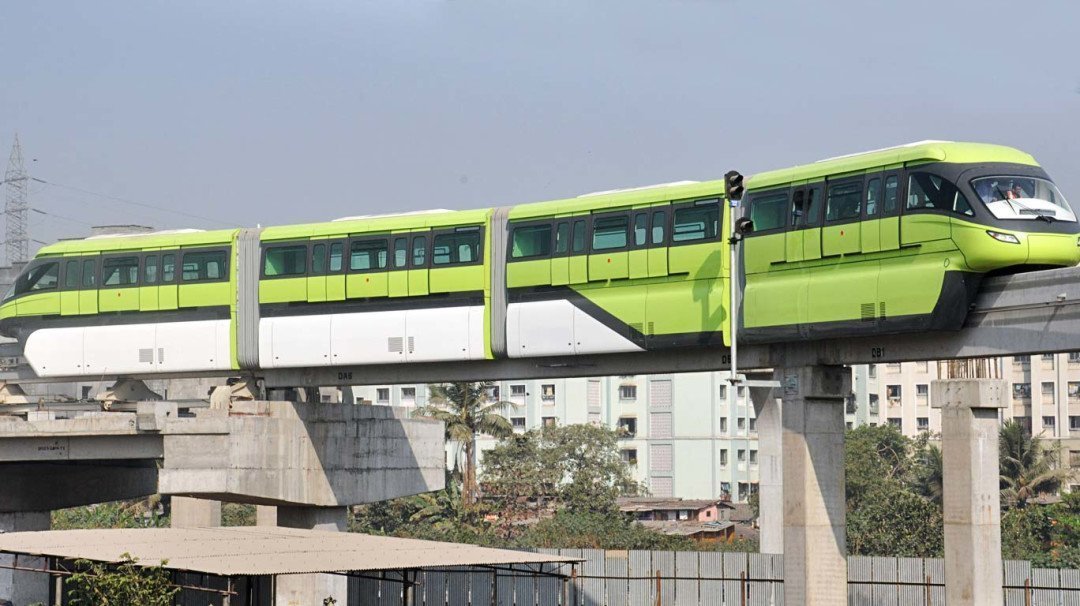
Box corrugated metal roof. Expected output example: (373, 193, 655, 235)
(0, 527, 580, 577)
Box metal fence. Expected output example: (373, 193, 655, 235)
(348, 550, 1080, 605)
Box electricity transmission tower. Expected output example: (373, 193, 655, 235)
(4, 134, 30, 266)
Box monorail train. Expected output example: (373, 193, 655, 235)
(1, 141, 1077, 378)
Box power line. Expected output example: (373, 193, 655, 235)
(32, 177, 232, 227)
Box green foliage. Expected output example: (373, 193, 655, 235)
(517, 509, 693, 550)
(66, 554, 179, 606)
(999, 419, 1070, 508)
(222, 503, 256, 527)
(1002, 491, 1080, 568)
(52, 499, 168, 530)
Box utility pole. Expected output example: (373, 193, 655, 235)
(4, 134, 30, 266)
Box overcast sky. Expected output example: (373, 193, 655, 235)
(1, 0, 1078, 250)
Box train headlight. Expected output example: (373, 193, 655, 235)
(986, 230, 1020, 245)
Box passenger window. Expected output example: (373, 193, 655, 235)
(102, 257, 140, 286)
(826, 182, 862, 222)
(433, 229, 481, 265)
(311, 243, 327, 275)
(182, 251, 227, 281)
(412, 235, 427, 267)
(865, 178, 881, 218)
(651, 210, 666, 245)
(634, 213, 647, 246)
(804, 187, 823, 226)
(329, 243, 343, 272)
(161, 254, 175, 283)
(511, 224, 552, 259)
(144, 255, 159, 284)
(884, 176, 899, 214)
(393, 237, 408, 269)
(592, 215, 628, 251)
(571, 220, 586, 253)
(750, 192, 788, 231)
(554, 222, 570, 255)
(907, 173, 973, 216)
(672, 202, 719, 242)
(264, 245, 307, 277)
(13, 261, 59, 296)
(82, 259, 97, 288)
(350, 239, 388, 271)
(65, 260, 81, 289)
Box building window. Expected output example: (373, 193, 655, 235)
(888, 418, 902, 430)
(1042, 382, 1055, 397)
(1013, 383, 1032, 400)
(619, 385, 638, 400)
(916, 361, 929, 372)
(718, 385, 727, 399)
(846, 421, 854, 430)
(749, 418, 757, 431)
(1043, 416, 1056, 429)
(845, 395, 857, 415)
(749, 449, 758, 464)
(719, 449, 728, 466)
(916, 384, 929, 397)
(917, 417, 929, 431)
(376, 388, 390, 403)
(1016, 416, 1032, 433)
(621, 449, 638, 466)
(719, 417, 728, 433)
(1070, 416, 1080, 431)
(542, 416, 557, 428)
(1069, 352, 1080, 363)
(737, 386, 746, 398)
(511, 417, 526, 430)
(737, 418, 746, 433)
(737, 449, 746, 462)
(541, 384, 556, 401)
(868, 364, 876, 378)
(887, 385, 902, 401)
(510, 384, 526, 397)
(484, 385, 500, 400)
(321, 394, 331, 403)
(1014, 354, 1031, 365)
(869, 394, 880, 415)
(1069, 450, 1080, 469)
(1069, 382, 1080, 399)
(617, 417, 637, 437)
(401, 387, 416, 402)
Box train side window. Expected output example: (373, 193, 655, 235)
(393, 237, 408, 269)
(865, 178, 881, 218)
(82, 259, 97, 288)
(651, 210, 666, 245)
(102, 256, 140, 286)
(554, 222, 570, 255)
(144, 255, 159, 284)
(411, 235, 427, 267)
(571, 220, 586, 253)
(804, 187, 823, 226)
(750, 192, 788, 231)
(791, 191, 804, 226)
(592, 215, 628, 251)
(633, 213, 648, 246)
(907, 173, 974, 216)
(182, 250, 227, 282)
(826, 182, 862, 222)
(65, 260, 81, 290)
(511, 224, 552, 259)
(433, 228, 482, 265)
(161, 254, 175, 283)
(350, 239, 388, 271)
(672, 202, 719, 242)
(883, 176, 899, 215)
(329, 243, 343, 272)
(264, 245, 308, 277)
(311, 243, 327, 275)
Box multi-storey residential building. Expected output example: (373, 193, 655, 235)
(352, 372, 761, 503)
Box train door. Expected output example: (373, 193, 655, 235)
(346, 236, 390, 298)
(802, 185, 824, 260)
(647, 207, 668, 277)
(139, 252, 160, 311)
(568, 218, 589, 284)
(324, 240, 346, 301)
(901, 171, 952, 246)
(861, 174, 883, 254)
(60, 258, 81, 315)
(408, 232, 430, 296)
(308, 241, 328, 303)
(98, 254, 140, 313)
(879, 172, 901, 251)
(158, 251, 178, 310)
(588, 212, 630, 281)
(786, 188, 805, 263)
(628, 211, 649, 279)
(822, 178, 862, 257)
(389, 233, 410, 297)
(551, 220, 571, 286)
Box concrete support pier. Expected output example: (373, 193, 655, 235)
(780, 365, 849, 605)
(932, 379, 1006, 606)
(748, 373, 782, 554)
(273, 506, 350, 606)
(170, 496, 221, 528)
(0, 511, 50, 606)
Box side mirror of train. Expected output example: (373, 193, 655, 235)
(734, 217, 754, 236)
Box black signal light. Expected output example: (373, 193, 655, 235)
(724, 170, 745, 202)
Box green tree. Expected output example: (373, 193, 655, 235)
(911, 436, 944, 506)
(413, 382, 513, 509)
(52, 498, 168, 530)
(66, 554, 179, 606)
(999, 420, 1071, 508)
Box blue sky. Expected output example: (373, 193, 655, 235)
(1, 0, 1078, 247)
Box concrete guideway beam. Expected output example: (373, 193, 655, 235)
(932, 379, 1006, 606)
(779, 365, 849, 605)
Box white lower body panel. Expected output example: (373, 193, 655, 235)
(258, 305, 487, 369)
(506, 300, 643, 358)
(25, 319, 232, 377)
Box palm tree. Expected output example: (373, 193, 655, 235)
(999, 419, 1071, 508)
(413, 382, 513, 508)
(913, 442, 944, 506)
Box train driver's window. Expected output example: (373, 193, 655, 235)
(511, 224, 552, 259)
(264, 245, 308, 277)
(12, 261, 59, 297)
(865, 178, 881, 218)
(749, 192, 787, 231)
(825, 182, 862, 222)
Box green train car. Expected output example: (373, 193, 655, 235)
(0, 141, 1075, 378)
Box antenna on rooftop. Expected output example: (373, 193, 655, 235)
(3, 134, 30, 265)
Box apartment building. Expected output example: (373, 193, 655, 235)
(352, 372, 761, 503)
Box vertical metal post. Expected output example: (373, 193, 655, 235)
(740, 571, 747, 606)
(654, 569, 662, 606)
(729, 202, 739, 385)
(223, 577, 232, 606)
(402, 570, 413, 606)
(1024, 578, 1032, 606)
(925, 575, 931, 605)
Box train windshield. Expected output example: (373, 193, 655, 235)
(971, 176, 1075, 222)
(2, 260, 59, 301)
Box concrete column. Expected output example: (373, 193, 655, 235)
(255, 505, 278, 527)
(0, 511, 50, 606)
(780, 365, 849, 605)
(275, 507, 349, 605)
(748, 375, 782, 554)
(170, 496, 221, 528)
(932, 379, 1006, 606)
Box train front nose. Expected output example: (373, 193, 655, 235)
(1026, 233, 1080, 266)
(0, 300, 19, 339)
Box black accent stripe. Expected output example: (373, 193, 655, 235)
(259, 291, 486, 318)
(0, 306, 232, 342)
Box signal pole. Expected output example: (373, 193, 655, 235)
(4, 134, 30, 266)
